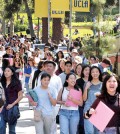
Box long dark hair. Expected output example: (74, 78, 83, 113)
(55, 51, 64, 63)
(1, 66, 20, 88)
(88, 66, 102, 81)
(99, 74, 120, 99)
(81, 65, 91, 78)
(63, 72, 79, 91)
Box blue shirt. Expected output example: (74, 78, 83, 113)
(24, 65, 32, 83)
(34, 86, 56, 116)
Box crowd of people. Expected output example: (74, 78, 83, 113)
(0, 33, 119, 134)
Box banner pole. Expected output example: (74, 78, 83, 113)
(48, 0, 50, 39)
(69, 0, 72, 51)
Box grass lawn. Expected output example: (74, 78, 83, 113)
(63, 28, 93, 38)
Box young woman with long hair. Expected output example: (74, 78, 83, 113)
(57, 73, 83, 134)
(0, 66, 23, 134)
(85, 74, 120, 134)
(83, 66, 102, 134)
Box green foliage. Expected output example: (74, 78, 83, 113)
(93, 21, 115, 32)
(4, 0, 21, 19)
(81, 34, 116, 58)
(81, 37, 98, 58)
(14, 20, 28, 32)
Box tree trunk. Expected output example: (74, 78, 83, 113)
(42, 18, 48, 43)
(1, 11, 6, 35)
(52, 18, 63, 44)
(23, 0, 35, 37)
(10, 16, 14, 36)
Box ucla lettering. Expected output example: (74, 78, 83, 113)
(52, 11, 64, 14)
(74, 0, 88, 8)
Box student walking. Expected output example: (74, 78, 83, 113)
(31, 73, 57, 134)
(0, 66, 23, 134)
(84, 74, 120, 134)
(57, 73, 83, 134)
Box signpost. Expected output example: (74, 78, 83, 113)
(35, 0, 90, 50)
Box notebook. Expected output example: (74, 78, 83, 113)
(89, 101, 115, 132)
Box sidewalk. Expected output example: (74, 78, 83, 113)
(7, 96, 36, 134)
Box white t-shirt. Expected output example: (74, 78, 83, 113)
(37, 74, 62, 97)
(61, 87, 78, 110)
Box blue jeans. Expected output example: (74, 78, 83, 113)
(84, 119, 99, 134)
(0, 113, 5, 134)
(59, 109, 79, 134)
(25, 83, 31, 106)
(25, 82, 29, 93)
(0, 113, 17, 134)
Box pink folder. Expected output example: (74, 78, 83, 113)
(89, 101, 114, 132)
(65, 89, 82, 107)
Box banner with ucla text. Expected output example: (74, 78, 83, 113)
(51, 10, 65, 18)
(72, 0, 90, 12)
(35, 0, 48, 17)
(51, 0, 69, 11)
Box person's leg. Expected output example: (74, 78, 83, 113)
(25, 83, 32, 108)
(9, 122, 17, 134)
(84, 119, 94, 134)
(77, 107, 85, 134)
(43, 115, 54, 134)
(34, 120, 44, 134)
(0, 113, 6, 134)
(59, 109, 69, 134)
(69, 110, 79, 134)
(94, 126, 99, 134)
(103, 127, 117, 134)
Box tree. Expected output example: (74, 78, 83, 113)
(0, 0, 5, 34)
(4, 0, 21, 35)
(23, 0, 35, 37)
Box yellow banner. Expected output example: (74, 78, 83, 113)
(51, 0, 69, 11)
(35, 0, 48, 17)
(72, 0, 90, 12)
(51, 10, 65, 18)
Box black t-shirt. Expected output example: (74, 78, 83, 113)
(76, 78, 85, 93)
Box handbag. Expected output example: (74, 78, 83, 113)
(56, 114, 60, 124)
(56, 88, 65, 124)
(34, 109, 42, 122)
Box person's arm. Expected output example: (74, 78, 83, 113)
(48, 92, 57, 106)
(24, 73, 31, 77)
(84, 98, 100, 119)
(83, 82, 92, 101)
(57, 88, 65, 105)
(6, 90, 23, 110)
